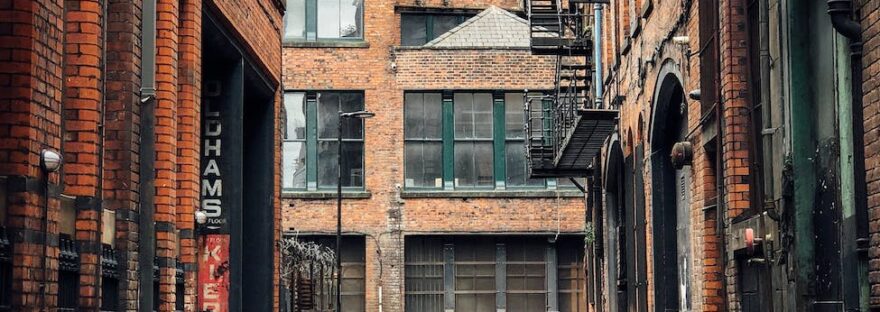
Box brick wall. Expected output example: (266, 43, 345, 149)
(0, 0, 66, 310)
(860, 0, 880, 307)
(0, 0, 283, 310)
(595, 0, 732, 310)
(281, 1, 585, 311)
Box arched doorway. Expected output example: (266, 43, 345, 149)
(603, 139, 626, 312)
(649, 62, 691, 312)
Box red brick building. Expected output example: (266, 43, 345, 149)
(0, 0, 284, 311)
(280, 2, 589, 312)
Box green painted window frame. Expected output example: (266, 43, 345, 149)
(282, 91, 367, 192)
(283, 0, 365, 42)
(403, 90, 570, 192)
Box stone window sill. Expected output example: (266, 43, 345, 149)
(283, 40, 370, 48)
(282, 191, 372, 199)
(400, 190, 583, 199)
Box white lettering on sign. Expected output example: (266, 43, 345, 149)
(202, 99, 224, 227)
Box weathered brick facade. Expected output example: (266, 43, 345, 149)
(0, 0, 283, 310)
(281, 2, 585, 312)
(861, 0, 880, 307)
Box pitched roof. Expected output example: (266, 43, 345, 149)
(424, 6, 530, 48)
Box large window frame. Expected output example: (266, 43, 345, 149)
(403, 236, 586, 312)
(283, 91, 367, 192)
(283, 0, 365, 42)
(403, 91, 568, 191)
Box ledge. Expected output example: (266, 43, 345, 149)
(400, 190, 583, 199)
(283, 40, 370, 48)
(282, 191, 372, 199)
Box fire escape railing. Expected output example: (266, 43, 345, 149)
(525, 0, 597, 175)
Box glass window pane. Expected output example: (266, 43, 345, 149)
(401, 14, 428, 45)
(317, 142, 364, 188)
(405, 93, 425, 139)
(339, 0, 362, 38)
(454, 143, 474, 187)
(506, 142, 526, 186)
(472, 93, 493, 138)
(454, 93, 474, 138)
(282, 142, 307, 189)
(433, 15, 465, 39)
(284, 0, 306, 40)
(284, 92, 306, 140)
(405, 142, 442, 188)
(473, 142, 494, 187)
(318, 92, 340, 139)
(505, 93, 524, 138)
(317, 0, 341, 38)
(424, 93, 442, 139)
(340, 93, 364, 139)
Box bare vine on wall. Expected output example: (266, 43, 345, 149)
(279, 234, 336, 286)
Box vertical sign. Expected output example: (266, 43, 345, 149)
(199, 235, 230, 312)
(202, 84, 227, 232)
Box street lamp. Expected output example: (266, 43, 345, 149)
(336, 110, 374, 312)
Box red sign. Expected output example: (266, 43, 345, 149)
(199, 234, 230, 312)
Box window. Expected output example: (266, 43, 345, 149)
(454, 238, 496, 312)
(506, 239, 546, 312)
(400, 13, 473, 46)
(558, 239, 587, 312)
(291, 236, 366, 312)
(404, 93, 443, 188)
(284, 0, 364, 41)
(405, 237, 445, 312)
(404, 91, 568, 191)
(404, 236, 586, 312)
(453, 93, 494, 188)
(283, 91, 366, 191)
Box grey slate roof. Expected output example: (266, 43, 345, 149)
(424, 6, 530, 48)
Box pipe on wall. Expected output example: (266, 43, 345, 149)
(594, 3, 603, 107)
(137, 0, 157, 310)
(827, 0, 869, 309)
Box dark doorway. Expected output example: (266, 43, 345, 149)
(603, 141, 627, 312)
(649, 69, 691, 312)
(202, 10, 277, 311)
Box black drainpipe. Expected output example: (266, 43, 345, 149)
(827, 0, 868, 310)
(137, 0, 157, 310)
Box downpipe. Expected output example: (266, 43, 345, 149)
(827, 0, 869, 309)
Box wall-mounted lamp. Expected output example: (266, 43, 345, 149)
(688, 89, 701, 101)
(195, 210, 208, 225)
(40, 149, 62, 172)
(672, 36, 690, 45)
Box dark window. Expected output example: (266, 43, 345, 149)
(292, 236, 366, 312)
(506, 239, 546, 312)
(282, 91, 366, 191)
(284, 0, 364, 41)
(400, 13, 473, 46)
(453, 93, 494, 188)
(404, 93, 444, 188)
(405, 237, 445, 312)
(58, 234, 80, 312)
(404, 236, 586, 312)
(454, 238, 496, 312)
(403, 91, 571, 191)
(558, 239, 587, 312)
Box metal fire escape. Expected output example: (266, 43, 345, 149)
(525, 0, 617, 177)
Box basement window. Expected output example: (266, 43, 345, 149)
(284, 0, 364, 41)
(400, 13, 473, 46)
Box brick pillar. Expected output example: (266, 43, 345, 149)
(104, 0, 143, 309)
(155, 0, 179, 310)
(177, 0, 201, 310)
(62, 0, 106, 309)
(719, 0, 753, 309)
(0, 0, 66, 310)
